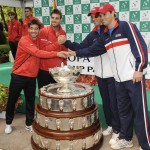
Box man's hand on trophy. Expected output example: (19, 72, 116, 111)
(57, 51, 69, 58)
(58, 35, 67, 44)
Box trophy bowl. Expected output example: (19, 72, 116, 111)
(49, 65, 82, 93)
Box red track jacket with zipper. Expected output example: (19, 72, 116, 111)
(13, 35, 58, 77)
(39, 25, 68, 71)
(8, 19, 22, 42)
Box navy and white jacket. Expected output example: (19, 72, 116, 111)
(64, 25, 113, 78)
(76, 20, 148, 82)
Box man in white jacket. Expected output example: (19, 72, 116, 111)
(58, 7, 120, 145)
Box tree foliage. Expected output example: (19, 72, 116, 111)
(0, 6, 23, 31)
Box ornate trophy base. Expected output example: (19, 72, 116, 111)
(31, 83, 103, 150)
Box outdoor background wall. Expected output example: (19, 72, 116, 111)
(33, 0, 150, 77)
(33, 0, 150, 39)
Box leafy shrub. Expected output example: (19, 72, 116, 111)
(0, 84, 23, 112)
(0, 47, 10, 56)
(0, 84, 8, 112)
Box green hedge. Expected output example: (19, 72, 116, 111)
(0, 44, 10, 56)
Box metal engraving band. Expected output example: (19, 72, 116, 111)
(39, 93, 94, 112)
(32, 129, 102, 150)
(35, 105, 99, 131)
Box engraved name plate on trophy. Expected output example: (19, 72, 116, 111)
(72, 99, 77, 111)
(56, 119, 61, 130)
(69, 119, 74, 130)
(47, 99, 52, 110)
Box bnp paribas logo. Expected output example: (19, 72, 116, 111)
(73, 4, 81, 14)
(61, 15, 65, 24)
(34, 8, 42, 16)
(73, 0, 81, 4)
(91, 0, 99, 3)
(65, 0, 73, 5)
(119, 1, 129, 11)
(74, 14, 82, 24)
(66, 15, 73, 24)
(141, 0, 150, 10)
(42, 0, 49, 7)
(74, 33, 82, 42)
(82, 4, 90, 14)
(57, 0, 64, 6)
(74, 24, 82, 33)
(42, 7, 49, 16)
(141, 11, 150, 21)
(65, 5, 73, 15)
(82, 24, 90, 33)
(34, 0, 41, 7)
(130, 0, 140, 11)
(119, 12, 129, 21)
(66, 24, 74, 33)
(67, 34, 73, 41)
(130, 11, 140, 22)
(140, 21, 150, 32)
(42, 16, 50, 25)
(82, 14, 90, 24)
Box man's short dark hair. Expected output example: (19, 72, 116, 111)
(25, 7, 32, 12)
(28, 19, 40, 29)
(50, 9, 62, 19)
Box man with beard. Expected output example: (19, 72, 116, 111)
(37, 9, 68, 88)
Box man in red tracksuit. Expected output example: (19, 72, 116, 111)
(37, 9, 68, 88)
(22, 7, 44, 36)
(8, 12, 22, 59)
(5, 19, 68, 134)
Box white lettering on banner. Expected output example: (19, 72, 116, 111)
(67, 56, 95, 75)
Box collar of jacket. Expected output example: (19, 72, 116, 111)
(93, 25, 105, 33)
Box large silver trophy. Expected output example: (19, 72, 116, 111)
(49, 65, 82, 93)
(32, 64, 103, 150)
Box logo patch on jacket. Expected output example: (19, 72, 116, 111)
(93, 38, 97, 42)
(115, 34, 121, 37)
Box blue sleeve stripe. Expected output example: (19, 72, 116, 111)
(127, 22, 145, 71)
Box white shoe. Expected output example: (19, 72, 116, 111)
(139, 147, 143, 150)
(25, 125, 33, 133)
(5, 124, 12, 134)
(109, 133, 119, 145)
(102, 126, 113, 136)
(111, 139, 133, 149)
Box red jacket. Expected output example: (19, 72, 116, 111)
(13, 35, 58, 77)
(8, 19, 22, 42)
(22, 16, 44, 36)
(39, 25, 68, 71)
